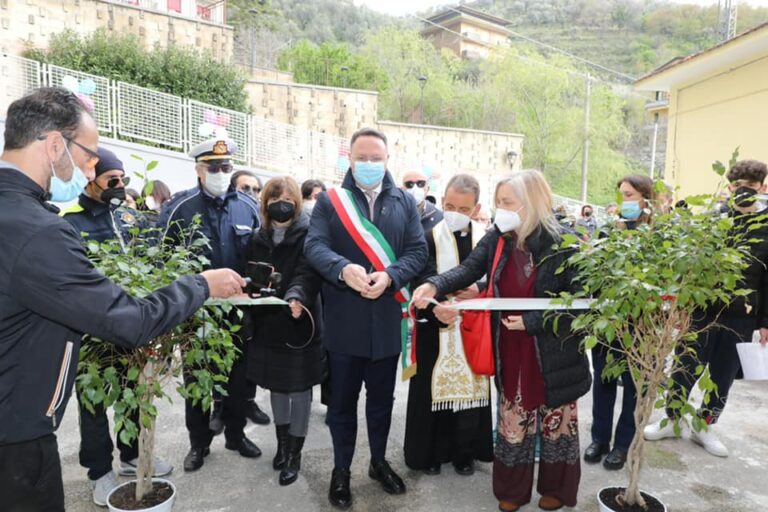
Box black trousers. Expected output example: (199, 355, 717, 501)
(77, 395, 139, 480)
(184, 340, 249, 448)
(590, 347, 637, 451)
(0, 434, 65, 512)
(667, 313, 754, 422)
(327, 351, 398, 470)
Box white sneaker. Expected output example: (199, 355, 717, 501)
(91, 471, 119, 507)
(643, 417, 683, 441)
(118, 456, 174, 477)
(691, 424, 729, 457)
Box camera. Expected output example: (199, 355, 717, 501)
(244, 261, 282, 298)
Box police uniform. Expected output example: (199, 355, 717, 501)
(157, 138, 264, 471)
(62, 194, 138, 246)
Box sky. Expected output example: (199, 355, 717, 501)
(355, 0, 768, 17)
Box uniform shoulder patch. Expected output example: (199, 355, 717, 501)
(60, 203, 85, 216)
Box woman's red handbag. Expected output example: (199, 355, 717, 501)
(460, 237, 505, 376)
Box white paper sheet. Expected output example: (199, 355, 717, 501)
(206, 297, 288, 307)
(737, 342, 768, 380)
(444, 298, 594, 311)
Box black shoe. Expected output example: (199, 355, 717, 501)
(279, 435, 305, 486)
(209, 401, 224, 436)
(453, 459, 475, 476)
(245, 400, 271, 425)
(583, 442, 610, 463)
(183, 447, 210, 472)
(603, 447, 627, 470)
(328, 467, 352, 509)
(423, 463, 441, 475)
(368, 459, 406, 495)
(273, 424, 290, 470)
(225, 436, 263, 458)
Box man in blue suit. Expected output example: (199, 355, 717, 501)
(304, 127, 428, 509)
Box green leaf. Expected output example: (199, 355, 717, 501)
(126, 367, 140, 381)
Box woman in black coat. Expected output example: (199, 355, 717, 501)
(413, 170, 591, 512)
(244, 176, 327, 487)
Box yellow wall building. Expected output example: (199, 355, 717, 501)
(421, 5, 511, 60)
(635, 22, 768, 197)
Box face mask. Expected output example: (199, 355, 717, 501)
(204, 171, 231, 197)
(353, 161, 385, 189)
(584, 211, 592, 218)
(303, 200, 316, 214)
(494, 208, 522, 233)
(733, 186, 758, 208)
(620, 200, 642, 220)
(49, 145, 88, 203)
(268, 200, 296, 223)
(443, 210, 471, 232)
(100, 187, 126, 206)
(145, 196, 158, 211)
(407, 186, 426, 204)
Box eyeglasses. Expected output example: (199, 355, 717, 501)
(105, 176, 130, 188)
(63, 136, 100, 166)
(240, 185, 260, 195)
(205, 163, 234, 174)
(404, 180, 427, 189)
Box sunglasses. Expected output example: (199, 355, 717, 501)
(105, 176, 130, 188)
(205, 163, 234, 174)
(240, 185, 260, 195)
(404, 180, 427, 189)
(63, 136, 100, 166)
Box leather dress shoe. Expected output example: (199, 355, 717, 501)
(183, 447, 210, 472)
(453, 459, 475, 476)
(498, 501, 520, 511)
(423, 463, 441, 475)
(245, 400, 271, 425)
(538, 496, 564, 510)
(368, 459, 406, 495)
(225, 436, 262, 458)
(328, 467, 352, 509)
(583, 442, 610, 463)
(603, 447, 627, 470)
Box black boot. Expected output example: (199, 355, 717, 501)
(279, 435, 305, 486)
(273, 424, 290, 470)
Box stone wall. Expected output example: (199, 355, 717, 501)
(246, 80, 379, 138)
(0, 0, 233, 61)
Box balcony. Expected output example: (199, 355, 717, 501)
(107, 0, 227, 25)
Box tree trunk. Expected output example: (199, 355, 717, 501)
(622, 379, 658, 508)
(135, 362, 156, 503)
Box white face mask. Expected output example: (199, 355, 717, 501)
(204, 171, 231, 197)
(407, 186, 427, 204)
(443, 210, 471, 232)
(494, 207, 522, 233)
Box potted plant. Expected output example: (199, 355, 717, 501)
(77, 162, 240, 511)
(557, 154, 757, 511)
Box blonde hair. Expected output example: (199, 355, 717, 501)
(495, 170, 561, 248)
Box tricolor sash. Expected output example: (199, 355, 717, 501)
(431, 219, 490, 412)
(327, 188, 416, 379)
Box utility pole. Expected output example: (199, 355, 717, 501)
(718, 0, 738, 41)
(580, 74, 591, 203)
(418, 75, 428, 124)
(650, 111, 660, 179)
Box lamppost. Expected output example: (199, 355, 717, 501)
(418, 75, 427, 124)
(506, 150, 518, 170)
(341, 66, 349, 88)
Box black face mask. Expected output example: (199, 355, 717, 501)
(101, 187, 126, 207)
(733, 186, 758, 208)
(584, 211, 592, 217)
(268, 201, 296, 223)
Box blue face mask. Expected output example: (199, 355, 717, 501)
(49, 145, 88, 203)
(621, 200, 642, 220)
(353, 161, 386, 189)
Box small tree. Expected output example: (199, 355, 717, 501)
(77, 162, 241, 504)
(558, 154, 759, 508)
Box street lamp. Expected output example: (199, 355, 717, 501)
(506, 150, 518, 169)
(418, 75, 428, 124)
(340, 66, 349, 88)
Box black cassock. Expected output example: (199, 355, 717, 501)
(403, 226, 494, 470)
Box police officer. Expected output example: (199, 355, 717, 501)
(401, 170, 443, 233)
(61, 148, 173, 505)
(158, 138, 265, 472)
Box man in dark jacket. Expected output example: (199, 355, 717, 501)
(62, 148, 174, 505)
(401, 169, 443, 232)
(0, 88, 245, 512)
(304, 127, 428, 509)
(158, 137, 267, 472)
(645, 159, 768, 457)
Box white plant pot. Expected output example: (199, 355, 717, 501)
(597, 486, 667, 512)
(107, 478, 176, 512)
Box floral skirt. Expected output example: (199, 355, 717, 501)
(493, 392, 581, 507)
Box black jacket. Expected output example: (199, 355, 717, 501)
(723, 210, 768, 325)
(427, 226, 591, 409)
(61, 193, 141, 246)
(0, 164, 210, 445)
(244, 214, 327, 392)
(419, 200, 444, 233)
(304, 171, 428, 360)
